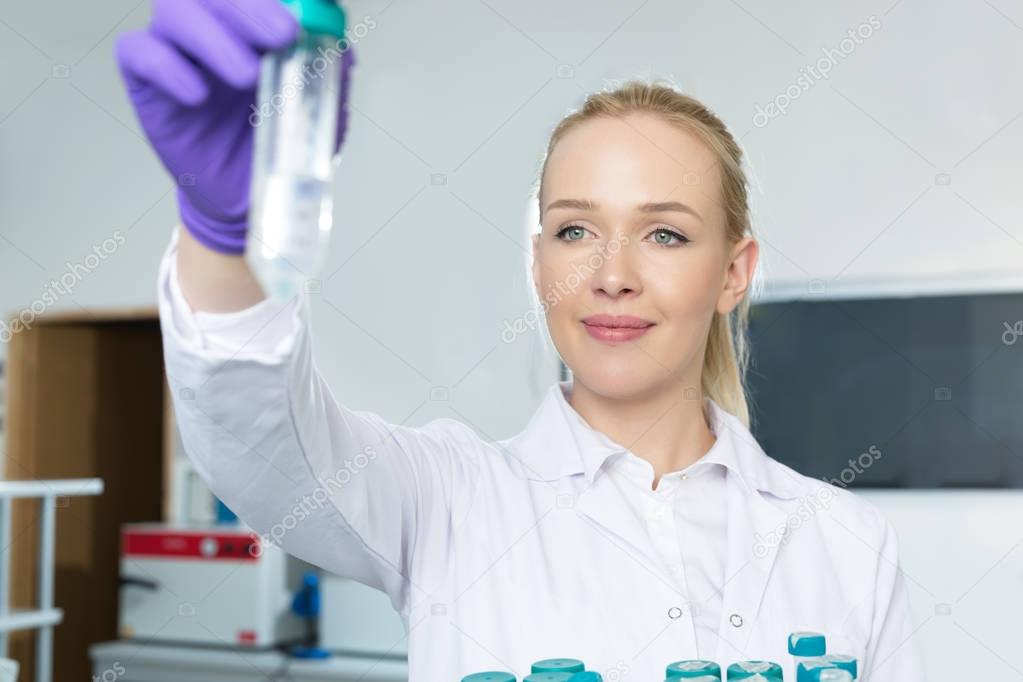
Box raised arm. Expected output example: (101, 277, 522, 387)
(157, 228, 480, 611)
(117, 0, 481, 612)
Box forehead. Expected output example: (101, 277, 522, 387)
(542, 113, 721, 217)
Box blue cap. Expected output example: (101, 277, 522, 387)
(666, 660, 722, 679)
(823, 655, 857, 679)
(523, 675, 572, 682)
(726, 661, 783, 680)
(788, 631, 826, 657)
(567, 673, 603, 682)
(462, 674, 516, 682)
(531, 660, 585, 674)
(797, 654, 858, 681)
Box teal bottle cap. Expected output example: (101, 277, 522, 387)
(788, 631, 826, 657)
(823, 654, 857, 678)
(523, 675, 572, 682)
(666, 660, 722, 679)
(567, 673, 603, 682)
(462, 674, 516, 682)
(531, 659, 585, 674)
(726, 661, 783, 680)
(671, 677, 721, 682)
(796, 658, 835, 682)
(817, 671, 853, 682)
(280, 0, 347, 39)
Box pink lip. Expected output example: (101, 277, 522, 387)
(581, 315, 655, 345)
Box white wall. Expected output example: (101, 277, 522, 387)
(862, 491, 1023, 681)
(2, 1, 1022, 679)
(3, 0, 1022, 410)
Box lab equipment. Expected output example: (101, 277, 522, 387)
(796, 654, 858, 681)
(246, 0, 348, 299)
(118, 524, 309, 647)
(821, 654, 857, 678)
(531, 659, 586, 673)
(817, 671, 853, 682)
(796, 658, 831, 681)
(116, 0, 354, 256)
(726, 660, 783, 680)
(666, 659, 722, 679)
(290, 572, 329, 659)
(462, 666, 604, 682)
(788, 631, 826, 679)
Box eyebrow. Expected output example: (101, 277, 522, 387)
(544, 198, 703, 221)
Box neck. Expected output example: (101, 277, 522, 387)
(567, 377, 717, 489)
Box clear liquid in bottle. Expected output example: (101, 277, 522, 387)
(247, 24, 344, 300)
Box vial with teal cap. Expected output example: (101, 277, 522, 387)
(530, 659, 586, 674)
(461, 674, 517, 682)
(726, 660, 784, 680)
(796, 654, 857, 681)
(817, 671, 853, 682)
(246, 0, 348, 299)
(820, 655, 856, 679)
(522, 674, 572, 682)
(665, 659, 722, 679)
(788, 631, 826, 677)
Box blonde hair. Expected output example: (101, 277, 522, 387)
(536, 79, 756, 428)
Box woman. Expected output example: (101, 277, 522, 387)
(116, 1, 922, 679)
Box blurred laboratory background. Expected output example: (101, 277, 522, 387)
(1, 0, 1022, 680)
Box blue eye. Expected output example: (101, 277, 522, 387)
(555, 224, 590, 241)
(650, 228, 690, 247)
(554, 225, 690, 246)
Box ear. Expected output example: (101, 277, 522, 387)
(716, 237, 758, 315)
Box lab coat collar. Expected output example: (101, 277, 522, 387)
(508, 380, 811, 659)
(512, 380, 804, 502)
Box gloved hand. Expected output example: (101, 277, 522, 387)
(115, 0, 356, 254)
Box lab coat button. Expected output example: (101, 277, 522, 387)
(668, 606, 683, 619)
(729, 613, 743, 628)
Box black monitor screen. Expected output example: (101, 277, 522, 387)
(745, 293, 1023, 489)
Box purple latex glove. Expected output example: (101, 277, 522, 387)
(115, 0, 356, 254)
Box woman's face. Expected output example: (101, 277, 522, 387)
(533, 112, 757, 399)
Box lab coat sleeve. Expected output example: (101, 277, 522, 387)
(864, 518, 925, 681)
(157, 227, 480, 614)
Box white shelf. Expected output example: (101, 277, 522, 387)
(0, 479, 103, 499)
(0, 608, 63, 633)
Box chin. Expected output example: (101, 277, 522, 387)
(566, 360, 658, 400)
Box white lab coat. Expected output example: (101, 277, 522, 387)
(156, 229, 924, 681)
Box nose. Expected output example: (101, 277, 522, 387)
(590, 232, 641, 299)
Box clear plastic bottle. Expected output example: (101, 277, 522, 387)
(530, 659, 586, 674)
(247, 0, 347, 300)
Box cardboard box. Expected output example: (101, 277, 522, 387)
(2, 308, 167, 681)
